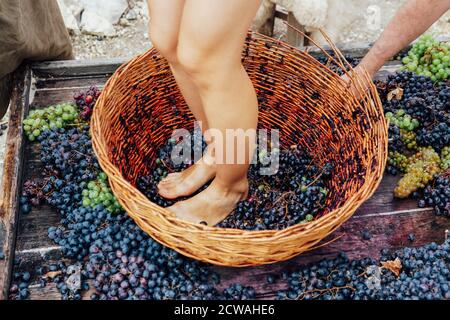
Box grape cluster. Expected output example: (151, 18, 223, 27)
(74, 86, 101, 121)
(378, 72, 448, 128)
(394, 147, 442, 198)
(416, 117, 449, 153)
(82, 172, 122, 214)
(385, 110, 420, 132)
(8, 272, 31, 300)
(23, 104, 78, 141)
(223, 284, 256, 300)
(21, 180, 45, 207)
(219, 148, 331, 230)
(441, 146, 450, 170)
(377, 70, 449, 208)
(387, 151, 409, 175)
(387, 124, 405, 154)
(17, 122, 256, 300)
(38, 126, 99, 181)
(402, 35, 449, 82)
(278, 238, 450, 300)
(400, 129, 418, 150)
(137, 134, 331, 231)
(419, 170, 450, 217)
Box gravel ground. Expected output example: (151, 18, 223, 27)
(71, 19, 151, 60)
(70, 0, 449, 59)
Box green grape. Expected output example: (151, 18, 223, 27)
(23, 103, 79, 140)
(82, 173, 122, 214)
(440, 147, 450, 170)
(403, 35, 449, 82)
(388, 151, 409, 173)
(394, 147, 441, 198)
(400, 130, 417, 150)
(386, 110, 420, 131)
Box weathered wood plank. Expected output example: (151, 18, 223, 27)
(258, 2, 277, 38)
(8, 51, 446, 300)
(16, 207, 448, 300)
(31, 58, 129, 78)
(31, 86, 104, 108)
(287, 12, 307, 48)
(35, 75, 109, 90)
(303, 36, 449, 59)
(0, 67, 32, 299)
(215, 208, 448, 298)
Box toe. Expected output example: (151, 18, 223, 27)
(158, 186, 180, 200)
(160, 173, 181, 184)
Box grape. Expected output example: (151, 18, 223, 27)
(400, 129, 417, 150)
(388, 151, 409, 173)
(82, 172, 122, 214)
(23, 104, 79, 140)
(279, 238, 450, 300)
(136, 133, 331, 231)
(385, 110, 420, 132)
(419, 169, 450, 216)
(394, 147, 442, 198)
(402, 35, 449, 82)
(441, 146, 450, 170)
(74, 86, 101, 121)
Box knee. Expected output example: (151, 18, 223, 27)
(177, 45, 208, 76)
(177, 45, 222, 88)
(149, 27, 178, 63)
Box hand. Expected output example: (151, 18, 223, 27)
(341, 64, 374, 100)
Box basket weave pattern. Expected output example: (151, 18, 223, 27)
(91, 32, 388, 267)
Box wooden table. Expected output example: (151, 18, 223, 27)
(0, 53, 448, 300)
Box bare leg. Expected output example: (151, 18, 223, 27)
(168, 0, 261, 226)
(147, 0, 216, 198)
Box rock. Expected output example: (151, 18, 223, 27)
(80, 11, 116, 37)
(57, 0, 80, 33)
(66, 264, 81, 291)
(125, 9, 138, 21)
(80, 0, 128, 24)
(62, 0, 84, 22)
(119, 18, 130, 27)
(136, 0, 149, 20)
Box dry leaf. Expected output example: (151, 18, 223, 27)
(381, 258, 402, 277)
(387, 88, 404, 101)
(43, 271, 62, 279)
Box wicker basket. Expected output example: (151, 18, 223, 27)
(91, 32, 388, 267)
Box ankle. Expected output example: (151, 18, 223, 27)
(212, 177, 248, 195)
(199, 147, 216, 167)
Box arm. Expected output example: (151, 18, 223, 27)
(359, 0, 450, 78)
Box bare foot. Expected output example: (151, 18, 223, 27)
(158, 151, 216, 199)
(168, 178, 248, 226)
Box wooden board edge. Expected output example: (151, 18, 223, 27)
(29, 35, 449, 79)
(0, 66, 32, 300)
(301, 36, 449, 58)
(31, 57, 130, 78)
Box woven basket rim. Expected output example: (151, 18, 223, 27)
(91, 55, 386, 237)
(90, 31, 388, 266)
